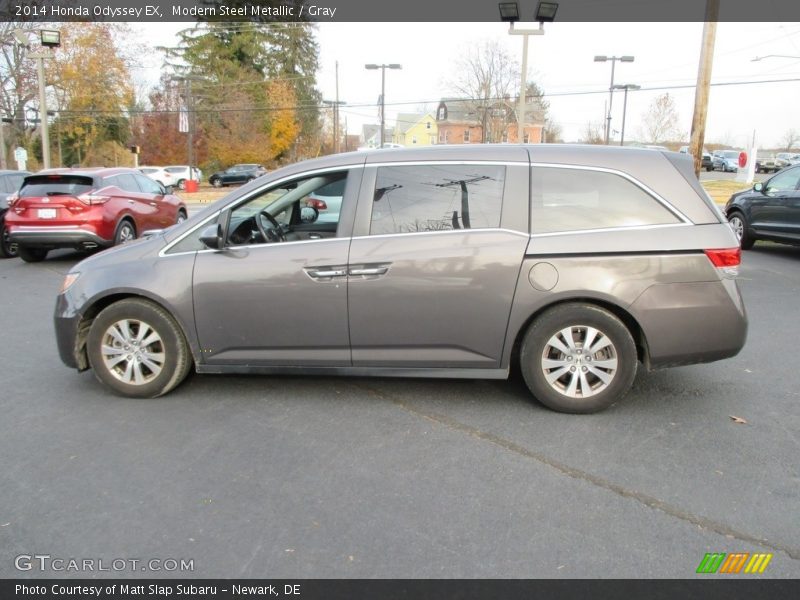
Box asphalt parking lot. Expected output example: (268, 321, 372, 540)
(1, 241, 798, 579)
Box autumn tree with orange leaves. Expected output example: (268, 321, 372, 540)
(51, 23, 135, 166)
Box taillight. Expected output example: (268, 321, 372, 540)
(705, 248, 740, 278)
(306, 198, 327, 210)
(77, 193, 111, 205)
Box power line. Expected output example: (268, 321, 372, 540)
(43, 76, 800, 119)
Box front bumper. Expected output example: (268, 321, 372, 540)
(54, 293, 86, 370)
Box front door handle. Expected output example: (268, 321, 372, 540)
(307, 268, 346, 278)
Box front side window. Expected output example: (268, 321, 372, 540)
(370, 164, 505, 235)
(226, 171, 349, 246)
(765, 168, 800, 194)
(531, 167, 681, 234)
(134, 174, 163, 195)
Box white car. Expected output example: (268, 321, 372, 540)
(139, 167, 178, 188)
(164, 165, 202, 189)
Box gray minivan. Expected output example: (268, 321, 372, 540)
(54, 145, 747, 413)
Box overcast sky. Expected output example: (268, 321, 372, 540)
(133, 21, 800, 149)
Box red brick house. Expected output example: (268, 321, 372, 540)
(435, 97, 544, 144)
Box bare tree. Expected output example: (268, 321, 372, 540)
(0, 22, 41, 167)
(544, 118, 563, 143)
(447, 39, 519, 142)
(780, 128, 799, 151)
(581, 121, 604, 144)
(639, 93, 683, 144)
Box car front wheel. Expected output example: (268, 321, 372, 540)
(87, 298, 192, 398)
(210, 178, 222, 188)
(728, 211, 755, 250)
(519, 303, 637, 413)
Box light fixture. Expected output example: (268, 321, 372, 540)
(535, 1, 559, 22)
(498, 2, 520, 22)
(40, 30, 61, 48)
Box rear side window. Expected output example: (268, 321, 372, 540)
(531, 167, 681, 234)
(165, 167, 185, 174)
(370, 164, 505, 235)
(20, 175, 95, 198)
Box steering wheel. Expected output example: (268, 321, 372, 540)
(255, 210, 285, 243)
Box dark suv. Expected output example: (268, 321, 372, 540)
(208, 164, 267, 188)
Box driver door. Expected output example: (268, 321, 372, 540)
(192, 167, 361, 367)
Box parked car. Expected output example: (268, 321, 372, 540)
(208, 164, 267, 188)
(54, 145, 746, 413)
(712, 150, 740, 172)
(6, 168, 187, 263)
(164, 165, 202, 190)
(755, 153, 778, 173)
(775, 152, 797, 169)
(726, 164, 800, 250)
(139, 166, 179, 188)
(678, 146, 713, 171)
(0, 169, 30, 258)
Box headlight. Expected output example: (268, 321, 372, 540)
(59, 272, 80, 294)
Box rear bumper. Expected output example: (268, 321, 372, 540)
(631, 279, 747, 368)
(8, 226, 110, 249)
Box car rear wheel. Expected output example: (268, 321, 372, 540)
(176, 178, 186, 190)
(211, 178, 222, 188)
(0, 223, 18, 258)
(18, 246, 48, 263)
(519, 303, 637, 413)
(728, 211, 754, 250)
(176, 209, 187, 224)
(87, 298, 193, 398)
(114, 220, 136, 245)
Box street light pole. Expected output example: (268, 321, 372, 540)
(613, 84, 640, 146)
(365, 63, 402, 148)
(503, 2, 558, 144)
(594, 55, 634, 144)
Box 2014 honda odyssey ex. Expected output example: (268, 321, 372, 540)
(54, 145, 747, 413)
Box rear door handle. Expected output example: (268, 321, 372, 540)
(349, 266, 389, 276)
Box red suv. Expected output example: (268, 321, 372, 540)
(6, 168, 187, 262)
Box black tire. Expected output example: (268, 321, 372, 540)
(176, 209, 188, 224)
(177, 178, 186, 190)
(728, 210, 755, 250)
(210, 178, 222, 188)
(87, 298, 193, 398)
(18, 246, 48, 263)
(519, 303, 637, 414)
(113, 219, 136, 246)
(0, 222, 18, 259)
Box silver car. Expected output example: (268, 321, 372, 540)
(55, 145, 747, 413)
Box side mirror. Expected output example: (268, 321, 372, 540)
(300, 206, 319, 224)
(753, 182, 764, 192)
(199, 224, 223, 249)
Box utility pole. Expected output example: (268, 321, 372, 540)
(689, 0, 720, 177)
(334, 61, 340, 153)
(185, 78, 194, 171)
